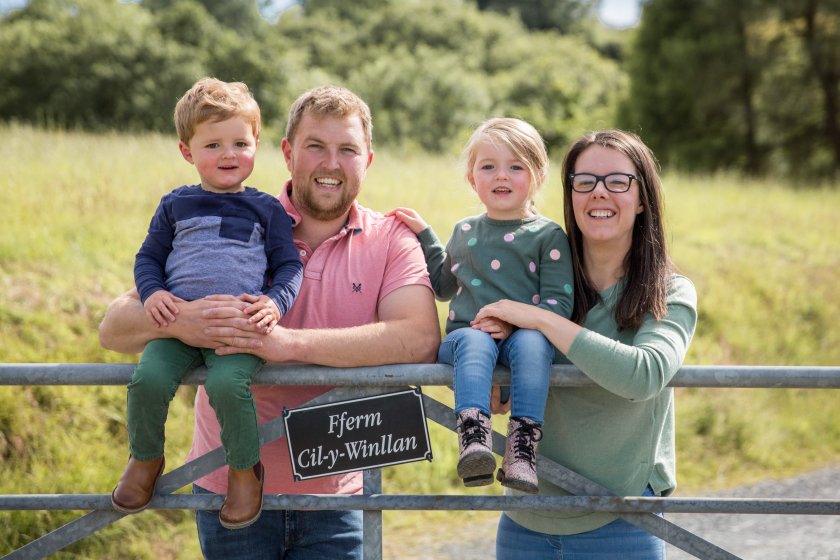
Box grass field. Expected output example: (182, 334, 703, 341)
(2, 124, 839, 557)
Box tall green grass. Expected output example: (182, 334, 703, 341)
(2, 124, 840, 557)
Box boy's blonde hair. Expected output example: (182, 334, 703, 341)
(285, 85, 373, 150)
(174, 78, 261, 143)
(463, 117, 549, 202)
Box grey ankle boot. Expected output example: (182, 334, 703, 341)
(497, 416, 543, 494)
(456, 408, 495, 487)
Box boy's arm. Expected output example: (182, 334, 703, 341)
(134, 196, 175, 304)
(263, 199, 304, 315)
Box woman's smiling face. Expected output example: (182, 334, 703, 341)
(571, 144, 644, 251)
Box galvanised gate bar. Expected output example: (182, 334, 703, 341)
(1, 363, 839, 560)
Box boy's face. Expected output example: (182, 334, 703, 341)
(179, 117, 258, 193)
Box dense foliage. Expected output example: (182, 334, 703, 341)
(0, 0, 622, 153)
(621, 0, 840, 179)
(2, 0, 840, 174)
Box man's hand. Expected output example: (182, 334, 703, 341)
(203, 295, 267, 354)
(143, 289, 184, 327)
(212, 284, 440, 366)
(241, 293, 281, 333)
(99, 290, 247, 354)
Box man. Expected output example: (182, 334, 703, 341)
(99, 85, 440, 558)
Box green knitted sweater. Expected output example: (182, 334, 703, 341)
(507, 274, 698, 535)
(416, 213, 574, 331)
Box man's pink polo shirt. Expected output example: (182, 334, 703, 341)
(187, 181, 433, 495)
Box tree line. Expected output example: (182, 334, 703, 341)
(2, 0, 839, 179)
(622, 0, 840, 180)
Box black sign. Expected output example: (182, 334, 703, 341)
(283, 388, 433, 481)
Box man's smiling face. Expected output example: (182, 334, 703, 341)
(282, 112, 373, 221)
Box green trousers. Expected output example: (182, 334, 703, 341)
(126, 338, 263, 470)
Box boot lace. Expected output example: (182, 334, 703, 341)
(459, 415, 489, 446)
(512, 421, 543, 463)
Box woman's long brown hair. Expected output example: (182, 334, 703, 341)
(561, 129, 671, 329)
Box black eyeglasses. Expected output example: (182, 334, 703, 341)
(568, 173, 638, 193)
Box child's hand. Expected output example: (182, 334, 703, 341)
(241, 294, 281, 334)
(143, 290, 183, 327)
(470, 316, 513, 340)
(386, 207, 428, 235)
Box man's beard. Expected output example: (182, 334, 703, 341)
(293, 182, 357, 221)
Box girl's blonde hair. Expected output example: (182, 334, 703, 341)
(463, 117, 549, 204)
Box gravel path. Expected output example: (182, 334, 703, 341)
(386, 465, 840, 559)
(665, 465, 840, 560)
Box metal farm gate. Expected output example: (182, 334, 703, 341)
(1, 363, 839, 559)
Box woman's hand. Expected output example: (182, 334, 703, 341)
(477, 299, 581, 355)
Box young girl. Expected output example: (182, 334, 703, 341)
(390, 118, 573, 493)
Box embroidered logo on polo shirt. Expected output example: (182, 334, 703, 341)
(352, 282, 362, 293)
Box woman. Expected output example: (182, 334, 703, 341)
(474, 129, 697, 559)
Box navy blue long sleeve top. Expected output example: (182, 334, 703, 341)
(134, 185, 303, 316)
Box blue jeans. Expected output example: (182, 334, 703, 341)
(439, 327, 554, 424)
(496, 489, 665, 559)
(193, 485, 362, 559)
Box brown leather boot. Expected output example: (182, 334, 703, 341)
(219, 462, 264, 530)
(111, 455, 165, 514)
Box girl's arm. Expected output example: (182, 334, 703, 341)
(475, 301, 581, 355)
(388, 207, 458, 299)
(416, 226, 459, 299)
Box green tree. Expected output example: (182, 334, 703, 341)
(0, 0, 625, 152)
(621, 0, 770, 173)
(152, 0, 302, 128)
(490, 32, 625, 153)
(142, 0, 266, 35)
(282, 0, 624, 151)
(781, 0, 840, 177)
(0, 0, 200, 130)
(348, 45, 492, 151)
(476, 0, 593, 33)
(622, 0, 840, 179)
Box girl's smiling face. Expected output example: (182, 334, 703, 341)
(468, 141, 536, 221)
(572, 144, 643, 251)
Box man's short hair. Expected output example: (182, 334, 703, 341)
(285, 85, 372, 149)
(174, 78, 261, 143)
